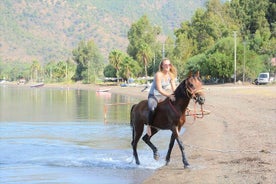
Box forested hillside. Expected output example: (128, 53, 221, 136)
(1, 0, 274, 84)
(0, 0, 207, 63)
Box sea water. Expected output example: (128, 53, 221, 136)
(0, 86, 172, 184)
(0, 122, 171, 184)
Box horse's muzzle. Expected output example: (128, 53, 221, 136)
(195, 95, 205, 105)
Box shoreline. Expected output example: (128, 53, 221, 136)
(2, 81, 149, 99)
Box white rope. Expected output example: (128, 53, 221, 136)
(184, 144, 276, 154)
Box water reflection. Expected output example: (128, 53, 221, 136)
(0, 85, 137, 123)
(0, 85, 170, 184)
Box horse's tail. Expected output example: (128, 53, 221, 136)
(130, 104, 136, 128)
(130, 104, 137, 145)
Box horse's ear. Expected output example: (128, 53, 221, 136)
(188, 71, 192, 77)
(195, 71, 200, 78)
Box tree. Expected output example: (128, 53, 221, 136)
(136, 43, 153, 77)
(108, 49, 124, 82)
(44, 61, 56, 82)
(173, 0, 235, 78)
(240, 49, 264, 80)
(30, 60, 42, 82)
(266, 0, 276, 35)
(205, 52, 233, 82)
(229, 0, 272, 52)
(65, 59, 76, 83)
(119, 55, 141, 80)
(127, 15, 160, 76)
(72, 40, 104, 83)
(108, 50, 142, 81)
(173, 0, 275, 83)
(185, 54, 206, 78)
(103, 64, 116, 78)
(44, 59, 76, 83)
(174, 22, 197, 78)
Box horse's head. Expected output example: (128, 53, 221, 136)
(185, 71, 205, 105)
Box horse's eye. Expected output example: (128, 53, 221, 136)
(189, 83, 194, 88)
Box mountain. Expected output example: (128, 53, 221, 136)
(0, 0, 207, 63)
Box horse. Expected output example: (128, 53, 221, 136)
(130, 71, 205, 168)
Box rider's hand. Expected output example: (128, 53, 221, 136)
(168, 94, 175, 102)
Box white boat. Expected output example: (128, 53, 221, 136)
(30, 82, 44, 88)
(96, 88, 111, 92)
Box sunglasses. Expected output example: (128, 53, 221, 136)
(162, 64, 171, 67)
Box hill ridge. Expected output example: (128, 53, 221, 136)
(0, 0, 207, 63)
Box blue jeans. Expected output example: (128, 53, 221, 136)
(148, 95, 157, 111)
(148, 94, 165, 111)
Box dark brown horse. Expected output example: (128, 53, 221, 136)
(130, 71, 205, 168)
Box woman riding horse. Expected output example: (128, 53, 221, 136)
(130, 71, 205, 168)
(147, 58, 177, 136)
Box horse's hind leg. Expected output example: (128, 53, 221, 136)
(131, 139, 140, 165)
(142, 128, 160, 160)
(131, 123, 144, 165)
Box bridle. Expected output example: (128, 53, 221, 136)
(185, 79, 203, 100)
(168, 78, 205, 120)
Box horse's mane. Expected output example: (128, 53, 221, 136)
(174, 79, 187, 99)
(158, 80, 187, 105)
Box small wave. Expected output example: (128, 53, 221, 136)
(45, 152, 165, 170)
(25, 149, 166, 170)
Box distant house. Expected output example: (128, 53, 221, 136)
(17, 78, 26, 85)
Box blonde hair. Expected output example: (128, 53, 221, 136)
(159, 58, 177, 79)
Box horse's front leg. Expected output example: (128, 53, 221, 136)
(142, 128, 160, 160)
(166, 128, 190, 168)
(165, 133, 175, 165)
(175, 137, 190, 168)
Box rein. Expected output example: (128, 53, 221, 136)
(168, 100, 181, 116)
(186, 101, 205, 120)
(168, 99, 205, 120)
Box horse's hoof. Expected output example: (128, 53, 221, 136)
(154, 153, 160, 160)
(135, 160, 140, 165)
(184, 164, 191, 169)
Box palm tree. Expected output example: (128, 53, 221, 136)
(30, 60, 42, 82)
(108, 50, 124, 82)
(119, 56, 141, 80)
(137, 43, 153, 77)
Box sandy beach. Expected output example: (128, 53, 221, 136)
(94, 83, 275, 184)
(8, 81, 276, 183)
(141, 84, 275, 184)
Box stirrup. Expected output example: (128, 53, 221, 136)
(147, 125, 152, 136)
